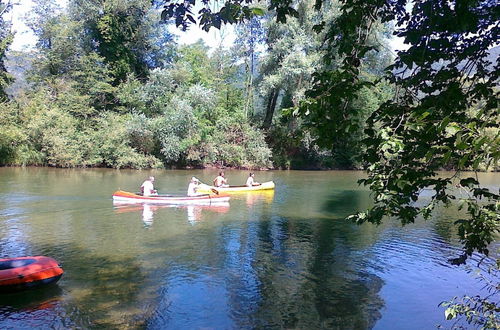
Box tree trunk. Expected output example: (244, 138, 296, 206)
(262, 89, 279, 130)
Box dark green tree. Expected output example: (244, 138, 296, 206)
(297, 0, 499, 261)
(71, 0, 175, 83)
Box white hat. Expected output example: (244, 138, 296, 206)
(191, 177, 199, 182)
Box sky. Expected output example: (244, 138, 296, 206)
(174, 21, 237, 49)
(7, 0, 37, 51)
(7, 0, 236, 51)
(7, 0, 405, 52)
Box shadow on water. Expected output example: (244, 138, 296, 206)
(0, 284, 63, 310)
(322, 190, 371, 219)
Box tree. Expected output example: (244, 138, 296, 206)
(298, 0, 499, 326)
(176, 40, 213, 86)
(257, 0, 322, 130)
(234, 15, 266, 117)
(0, 0, 14, 100)
(298, 0, 499, 261)
(70, 0, 176, 83)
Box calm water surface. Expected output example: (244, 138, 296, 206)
(0, 168, 498, 329)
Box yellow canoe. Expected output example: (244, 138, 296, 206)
(197, 181, 275, 194)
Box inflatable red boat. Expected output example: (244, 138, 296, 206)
(0, 256, 64, 293)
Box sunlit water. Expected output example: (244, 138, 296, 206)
(0, 168, 498, 329)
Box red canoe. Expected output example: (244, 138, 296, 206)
(0, 256, 64, 293)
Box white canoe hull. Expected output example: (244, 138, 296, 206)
(112, 191, 230, 205)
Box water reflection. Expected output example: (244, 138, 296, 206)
(322, 189, 372, 218)
(0, 285, 63, 310)
(186, 203, 230, 225)
(0, 284, 72, 328)
(113, 202, 156, 227)
(144, 213, 385, 329)
(245, 190, 275, 206)
(143, 204, 154, 226)
(112, 202, 230, 226)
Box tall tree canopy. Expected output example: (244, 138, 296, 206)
(66, 0, 175, 83)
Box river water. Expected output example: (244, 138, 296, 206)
(0, 168, 497, 329)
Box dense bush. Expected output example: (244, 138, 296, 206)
(90, 112, 163, 169)
(0, 102, 24, 165)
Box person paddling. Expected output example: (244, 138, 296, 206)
(187, 177, 201, 196)
(141, 176, 157, 196)
(213, 171, 228, 188)
(246, 173, 260, 187)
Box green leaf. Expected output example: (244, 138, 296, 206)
(445, 122, 461, 137)
(419, 111, 430, 120)
(445, 308, 456, 320)
(458, 154, 469, 168)
(443, 150, 452, 163)
(250, 7, 265, 16)
(459, 177, 479, 187)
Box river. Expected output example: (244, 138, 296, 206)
(0, 168, 498, 329)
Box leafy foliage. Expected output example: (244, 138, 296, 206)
(320, 0, 500, 263)
(299, 0, 499, 326)
(440, 263, 499, 329)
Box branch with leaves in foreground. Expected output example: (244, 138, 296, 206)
(296, 0, 499, 327)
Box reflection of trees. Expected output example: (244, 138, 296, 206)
(308, 219, 384, 328)
(2, 201, 385, 329)
(428, 203, 466, 246)
(140, 195, 385, 328)
(322, 189, 372, 219)
(240, 215, 384, 328)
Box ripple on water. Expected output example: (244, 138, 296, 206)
(365, 228, 459, 273)
(0, 285, 89, 329)
(0, 207, 29, 218)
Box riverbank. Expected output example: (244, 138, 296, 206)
(1, 163, 498, 172)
